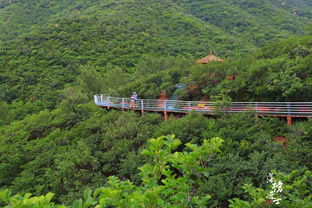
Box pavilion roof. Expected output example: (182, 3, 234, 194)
(196, 54, 223, 64)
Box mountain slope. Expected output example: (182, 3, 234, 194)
(181, 34, 312, 102)
(174, 0, 311, 47)
(0, 0, 311, 107)
(0, 1, 312, 206)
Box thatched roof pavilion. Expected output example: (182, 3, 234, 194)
(196, 54, 223, 64)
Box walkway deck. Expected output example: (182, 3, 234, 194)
(94, 95, 312, 125)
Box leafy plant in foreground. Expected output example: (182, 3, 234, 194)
(93, 135, 223, 207)
(1, 135, 311, 207)
(0, 135, 223, 208)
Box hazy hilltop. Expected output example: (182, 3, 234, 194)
(175, 0, 312, 45)
(1, 0, 311, 61)
(1, 0, 311, 47)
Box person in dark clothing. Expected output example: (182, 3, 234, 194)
(133, 92, 138, 104)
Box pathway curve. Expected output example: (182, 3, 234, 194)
(94, 95, 312, 125)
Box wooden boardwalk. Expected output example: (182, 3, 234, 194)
(94, 95, 312, 125)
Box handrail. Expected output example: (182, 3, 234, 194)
(93, 95, 312, 117)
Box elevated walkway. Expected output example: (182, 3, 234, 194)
(94, 95, 312, 125)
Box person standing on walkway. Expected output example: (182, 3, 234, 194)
(133, 92, 138, 104)
(130, 92, 135, 108)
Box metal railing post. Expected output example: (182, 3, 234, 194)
(287, 102, 291, 116)
(141, 100, 144, 116)
(188, 101, 191, 113)
(164, 100, 168, 120)
(255, 102, 258, 114)
(94, 95, 98, 105)
(101, 94, 103, 103)
(122, 98, 125, 111)
(107, 96, 110, 109)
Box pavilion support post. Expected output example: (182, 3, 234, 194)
(287, 116, 292, 126)
(141, 100, 144, 116)
(164, 111, 168, 120)
(164, 100, 168, 120)
(287, 102, 292, 126)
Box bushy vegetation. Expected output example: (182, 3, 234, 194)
(181, 33, 312, 101)
(1, 104, 311, 207)
(0, 136, 311, 207)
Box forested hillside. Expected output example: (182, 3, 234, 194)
(0, 0, 312, 207)
(1, 0, 311, 108)
(181, 35, 312, 101)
